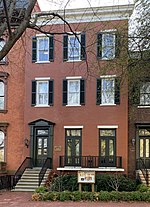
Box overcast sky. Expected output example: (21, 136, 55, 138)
(37, 0, 134, 11)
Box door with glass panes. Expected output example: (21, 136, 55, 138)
(138, 128, 150, 168)
(99, 129, 116, 167)
(65, 129, 81, 166)
(35, 128, 49, 167)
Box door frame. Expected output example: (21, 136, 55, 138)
(29, 119, 55, 167)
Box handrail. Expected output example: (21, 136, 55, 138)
(39, 157, 52, 186)
(136, 158, 148, 186)
(13, 157, 33, 187)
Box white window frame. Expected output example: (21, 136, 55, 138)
(0, 131, 5, 162)
(68, 35, 81, 61)
(0, 39, 6, 63)
(36, 80, 49, 106)
(102, 33, 115, 60)
(67, 79, 80, 106)
(37, 36, 49, 63)
(140, 82, 150, 106)
(101, 78, 115, 105)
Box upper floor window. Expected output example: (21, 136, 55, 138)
(140, 82, 150, 106)
(63, 78, 85, 106)
(0, 131, 4, 162)
(32, 35, 54, 63)
(31, 79, 54, 106)
(0, 81, 4, 109)
(63, 33, 86, 61)
(0, 39, 6, 64)
(96, 76, 120, 105)
(97, 32, 119, 60)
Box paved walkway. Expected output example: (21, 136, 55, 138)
(0, 191, 150, 207)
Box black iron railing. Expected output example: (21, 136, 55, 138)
(0, 174, 14, 190)
(13, 157, 33, 187)
(136, 158, 149, 186)
(59, 156, 122, 168)
(39, 157, 52, 186)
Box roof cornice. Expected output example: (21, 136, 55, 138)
(33, 4, 135, 25)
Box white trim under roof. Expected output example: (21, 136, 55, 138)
(100, 29, 117, 33)
(35, 77, 51, 80)
(100, 75, 117, 78)
(33, 4, 134, 25)
(97, 125, 118, 129)
(66, 76, 82, 80)
(64, 126, 83, 129)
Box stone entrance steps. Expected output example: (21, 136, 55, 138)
(12, 167, 50, 192)
(136, 169, 150, 187)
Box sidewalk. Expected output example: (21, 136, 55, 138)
(0, 191, 150, 207)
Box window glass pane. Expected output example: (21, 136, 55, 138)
(100, 139, 106, 156)
(139, 129, 150, 136)
(140, 82, 150, 105)
(109, 140, 114, 156)
(0, 40, 6, 62)
(37, 37, 49, 61)
(37, 81, 48, 105)
(101, 78, 114, 104)
(68, 36, 80, 60)
(37, 130, 48, 135)
(146, 139, 149, 158)
(0, 131, 4, 162)
(44, 139, 47, 148)
(75, 139, 80, 156)
(67, 139, 72, 156)
(0, 82, 4, 96)
(100, 130, 115, 136)
(140, 139, 144, 157)
(70, 130, 81, 136)
(102, 34, 115, 59)
(68, 80, 80, 105)
(0, 97, 4, 109)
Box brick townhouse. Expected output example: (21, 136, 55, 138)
(0, 4, 137, 179)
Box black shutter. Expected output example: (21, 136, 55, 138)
(32, 37, 37, 62)
(63, 35, 68, 61)
(80, 79, 85, 105)
(63, 80, 67, 105)
(97, 33, 102, 58)
(115, 34, 120, 58)
(31, 80, 36, 106)
(81, 33, 86, 60)
(115, 78, 120, 104)
(49, 36, 54, 62)
(49, 80, 54, 106)
(131, 83, 140, 105)
(96, 78, 101, 105)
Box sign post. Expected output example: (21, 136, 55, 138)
(78, 171, 95, 192)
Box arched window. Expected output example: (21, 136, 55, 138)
(0, 81, 4, 110)
(0, 131, 5, 162)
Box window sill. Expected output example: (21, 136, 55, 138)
(0, 110, 8, 113)
(35, 61, 51, 64)
(100, 104, 116, 106)
(34, 105, 51, 108)
(138, 105, 150, 108)
(66, 59, 82, 62)
(66, 104, 81, 107)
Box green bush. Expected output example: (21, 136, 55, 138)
(32, 190, 150, 202)
(136, 184, 150, 192)
(35, 186, 48, 193)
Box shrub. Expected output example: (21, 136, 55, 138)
(35, 186, 48, 193)
(136, 184, 150, 192)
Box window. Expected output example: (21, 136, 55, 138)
(31, 79, 54, 106)
(63, 78, 85, 106)
(63, 33, 86, 61)
(0, 81, 4, 109)
(0, 72, 9, 112)
(140, 82, 150, 105)
(0, 131, 5, 162)
(0, 39, 6, 63)
(65, 129, 82, 166)
(32, 35, 54, 63)
(96, 77, 120, 105)
(97, 32, 119, 60)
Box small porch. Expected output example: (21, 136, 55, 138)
(58, 156, 124, 171)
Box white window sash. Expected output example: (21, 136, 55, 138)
(67, 80, 80, 105)
(36, 81, 49, 105)
(101, 78, 115, 104)
(37, 37, 49, 62)
(68, 35, 81, 60)
(102, 34, 115, 60)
